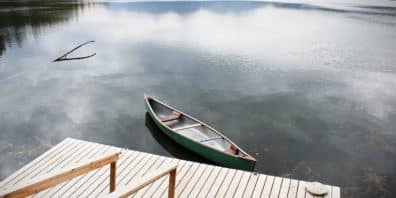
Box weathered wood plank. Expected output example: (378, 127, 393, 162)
(251, 174, 267, 197)
(197, 166, 222, 197)
(215, 169, 237, 197)
(179, 164, 206, 196)
(174, 163, 200, 197)
(287, 179, 299, 198)
(242, 173, 259, 197)
(224, 170, 243, 197)
(205, 167, 229, 197)
(270, 177, 283, 198)
(279, 178, 290, 198)
(188, 164, 215, 197)
(234, 171, 252, 197)
(297, 181, 307, 198)
(125, 155, 162, 185)
(261, 175, 275, 197)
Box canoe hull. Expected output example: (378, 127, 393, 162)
(145, 99, 255, 171)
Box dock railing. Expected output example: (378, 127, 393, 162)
(0, 151, 177, 198)
(106, 164, 177, 198)
(0, 151, 120, 198)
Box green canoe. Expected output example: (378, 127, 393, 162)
(144, 94, 256, 171)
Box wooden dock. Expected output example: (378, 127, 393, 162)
(0, 138, 340, 197)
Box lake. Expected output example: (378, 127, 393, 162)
(1, 0, 396, 197)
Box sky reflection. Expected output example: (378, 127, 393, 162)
(0, 1, 396, 197)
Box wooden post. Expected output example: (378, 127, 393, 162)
(104, 164, 177, 198)
(168, 169, 176, 198)
(110, 162, 116, 193)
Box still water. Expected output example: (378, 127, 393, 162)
(1, 1, 396, 197)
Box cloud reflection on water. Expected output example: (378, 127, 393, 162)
(0, 2, 396, 197)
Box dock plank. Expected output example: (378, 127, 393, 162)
(251, 174, 267, 197)
(270, 177, 283, 198)
(261, 175, 275, 197)
(205, 167, 229, 198)
(197, 166, 221, 196)
(215, 169, 237, 197)
(234, 172, 251, 197)
(297, 181, 307, 198)
(173, 163, 200, 197)
(179, 164, 206, 196)
(287, 179, 299, 198)
(188, 163, 214, 197)
(279, 178, 290, 198)
(224, 170, 243, 197)
(242, 173, 259, 197)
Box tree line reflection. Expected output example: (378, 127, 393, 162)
(0, 0, 99, 57)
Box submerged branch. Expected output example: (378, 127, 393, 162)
(53, 40, 96, 62)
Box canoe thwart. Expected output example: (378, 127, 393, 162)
(173, 123, 201, 131)
(199, 136, 222, 142)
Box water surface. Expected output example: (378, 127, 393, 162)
(1, 1, 396, 197)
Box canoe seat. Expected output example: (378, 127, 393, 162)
(229, 144, 240, 155)
(199, 136, 222, 143)
(160, 111, 181, 122)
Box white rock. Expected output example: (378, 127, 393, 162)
(306, 181, 329, 196)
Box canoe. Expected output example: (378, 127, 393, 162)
(144, 94, 256, 171)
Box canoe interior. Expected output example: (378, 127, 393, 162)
(148, 98, 244, 157)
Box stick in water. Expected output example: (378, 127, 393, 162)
(53, 40, 96, 62)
